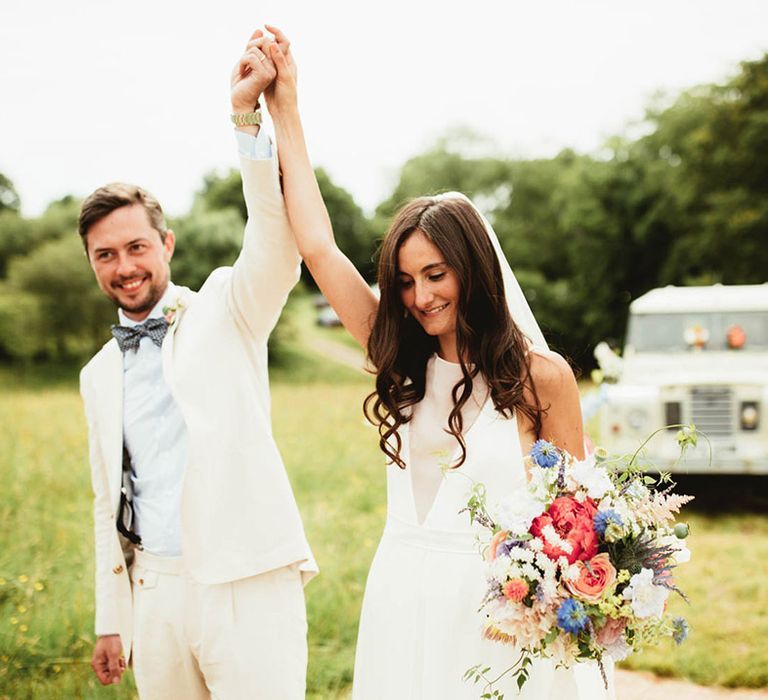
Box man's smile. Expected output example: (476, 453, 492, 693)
(115, 276, 148, 292)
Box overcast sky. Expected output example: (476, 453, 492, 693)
(2, 1, 767, 218)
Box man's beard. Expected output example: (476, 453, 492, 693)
(108, 277, 168, 317)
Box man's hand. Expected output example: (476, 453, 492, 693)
(231, 29, 277, 115)
(91, 634, 126, 685)
(262, 25, 298, 117)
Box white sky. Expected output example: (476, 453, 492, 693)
(1, 1, 767, 217)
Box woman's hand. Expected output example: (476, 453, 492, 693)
(263, 25, 298, 117)
(230, 30, 276, 115)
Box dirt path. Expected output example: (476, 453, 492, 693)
(616, 670, 768, 700)
(308, 336, 368, 373)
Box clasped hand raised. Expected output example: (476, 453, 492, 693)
(230, 25, 297, 117)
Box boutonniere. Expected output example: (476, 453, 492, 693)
(162, 298, 185, 326)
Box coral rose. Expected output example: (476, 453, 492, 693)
(565, 553, 617, 602)
(529, 496, 598, 564)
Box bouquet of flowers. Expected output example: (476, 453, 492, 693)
(463, 427, 697, 696)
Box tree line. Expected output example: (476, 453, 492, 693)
(0, 54, 765, 370)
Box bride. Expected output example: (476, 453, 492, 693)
(261, 27, 615, 699)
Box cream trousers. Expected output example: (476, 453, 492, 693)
(130, 549, 307, 700)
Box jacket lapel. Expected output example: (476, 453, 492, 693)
(161, 286, 193, 385)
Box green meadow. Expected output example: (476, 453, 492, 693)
(1, 344, 767, 699)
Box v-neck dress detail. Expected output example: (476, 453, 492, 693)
(408, 354, 489, 525)
(352, 356, 614, 699)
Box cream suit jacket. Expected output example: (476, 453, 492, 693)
(79, 151, 317, 658)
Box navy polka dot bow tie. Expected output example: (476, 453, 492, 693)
(111, 317, 169, 353)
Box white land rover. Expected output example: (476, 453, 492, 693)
(596, 283, 768, 474)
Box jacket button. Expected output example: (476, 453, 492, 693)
(112, 565, 124, 574)
(138, 578, 144, 586)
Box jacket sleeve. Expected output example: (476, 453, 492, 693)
(228, 147, 302, 344)
(80, 367, 121, 636)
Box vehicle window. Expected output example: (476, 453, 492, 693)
(626, 311, 768, 352)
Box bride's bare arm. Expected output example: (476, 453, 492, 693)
(264, 27, 377, 348)
(529, 350, 586, 460)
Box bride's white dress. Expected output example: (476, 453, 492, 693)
(353, 355, 615, 699)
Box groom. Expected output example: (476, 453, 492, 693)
(78, 30, 316, 699)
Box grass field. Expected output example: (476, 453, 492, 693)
(1, 352, 767, 698)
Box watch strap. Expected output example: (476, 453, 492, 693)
(231, 109, 262, 127)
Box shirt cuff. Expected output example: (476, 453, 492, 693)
(235, 129, 273, 160)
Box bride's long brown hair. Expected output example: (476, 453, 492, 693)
(364, 196, 544, 468)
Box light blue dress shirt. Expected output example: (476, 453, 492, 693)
(119, 129, 271, 556)
(119, 282, 187, 555)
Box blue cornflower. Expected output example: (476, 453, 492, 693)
(556, 598, 588, 635)
(594, 509, 623, 538)
(672, 617, 689, 645)
(530, 439, 560, 468)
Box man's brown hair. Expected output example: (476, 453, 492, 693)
(78, 183, 167, 251)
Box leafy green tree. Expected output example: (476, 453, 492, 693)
(0, 236, 113, 361)
(0, 287, 47, 362)
(37, 195, 82, 244)
(0, 195, 82, 278)
(0, 211, 34, 279)
(169, 206, 245, 292)
(0, 173, 20, 214)
(637, 54, 768, 285)
(374, 135, 511, 226)
(491, 152, 597, 362)
(197, 170, 246, 219)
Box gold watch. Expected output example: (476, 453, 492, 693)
(230, 109, 262, 127)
